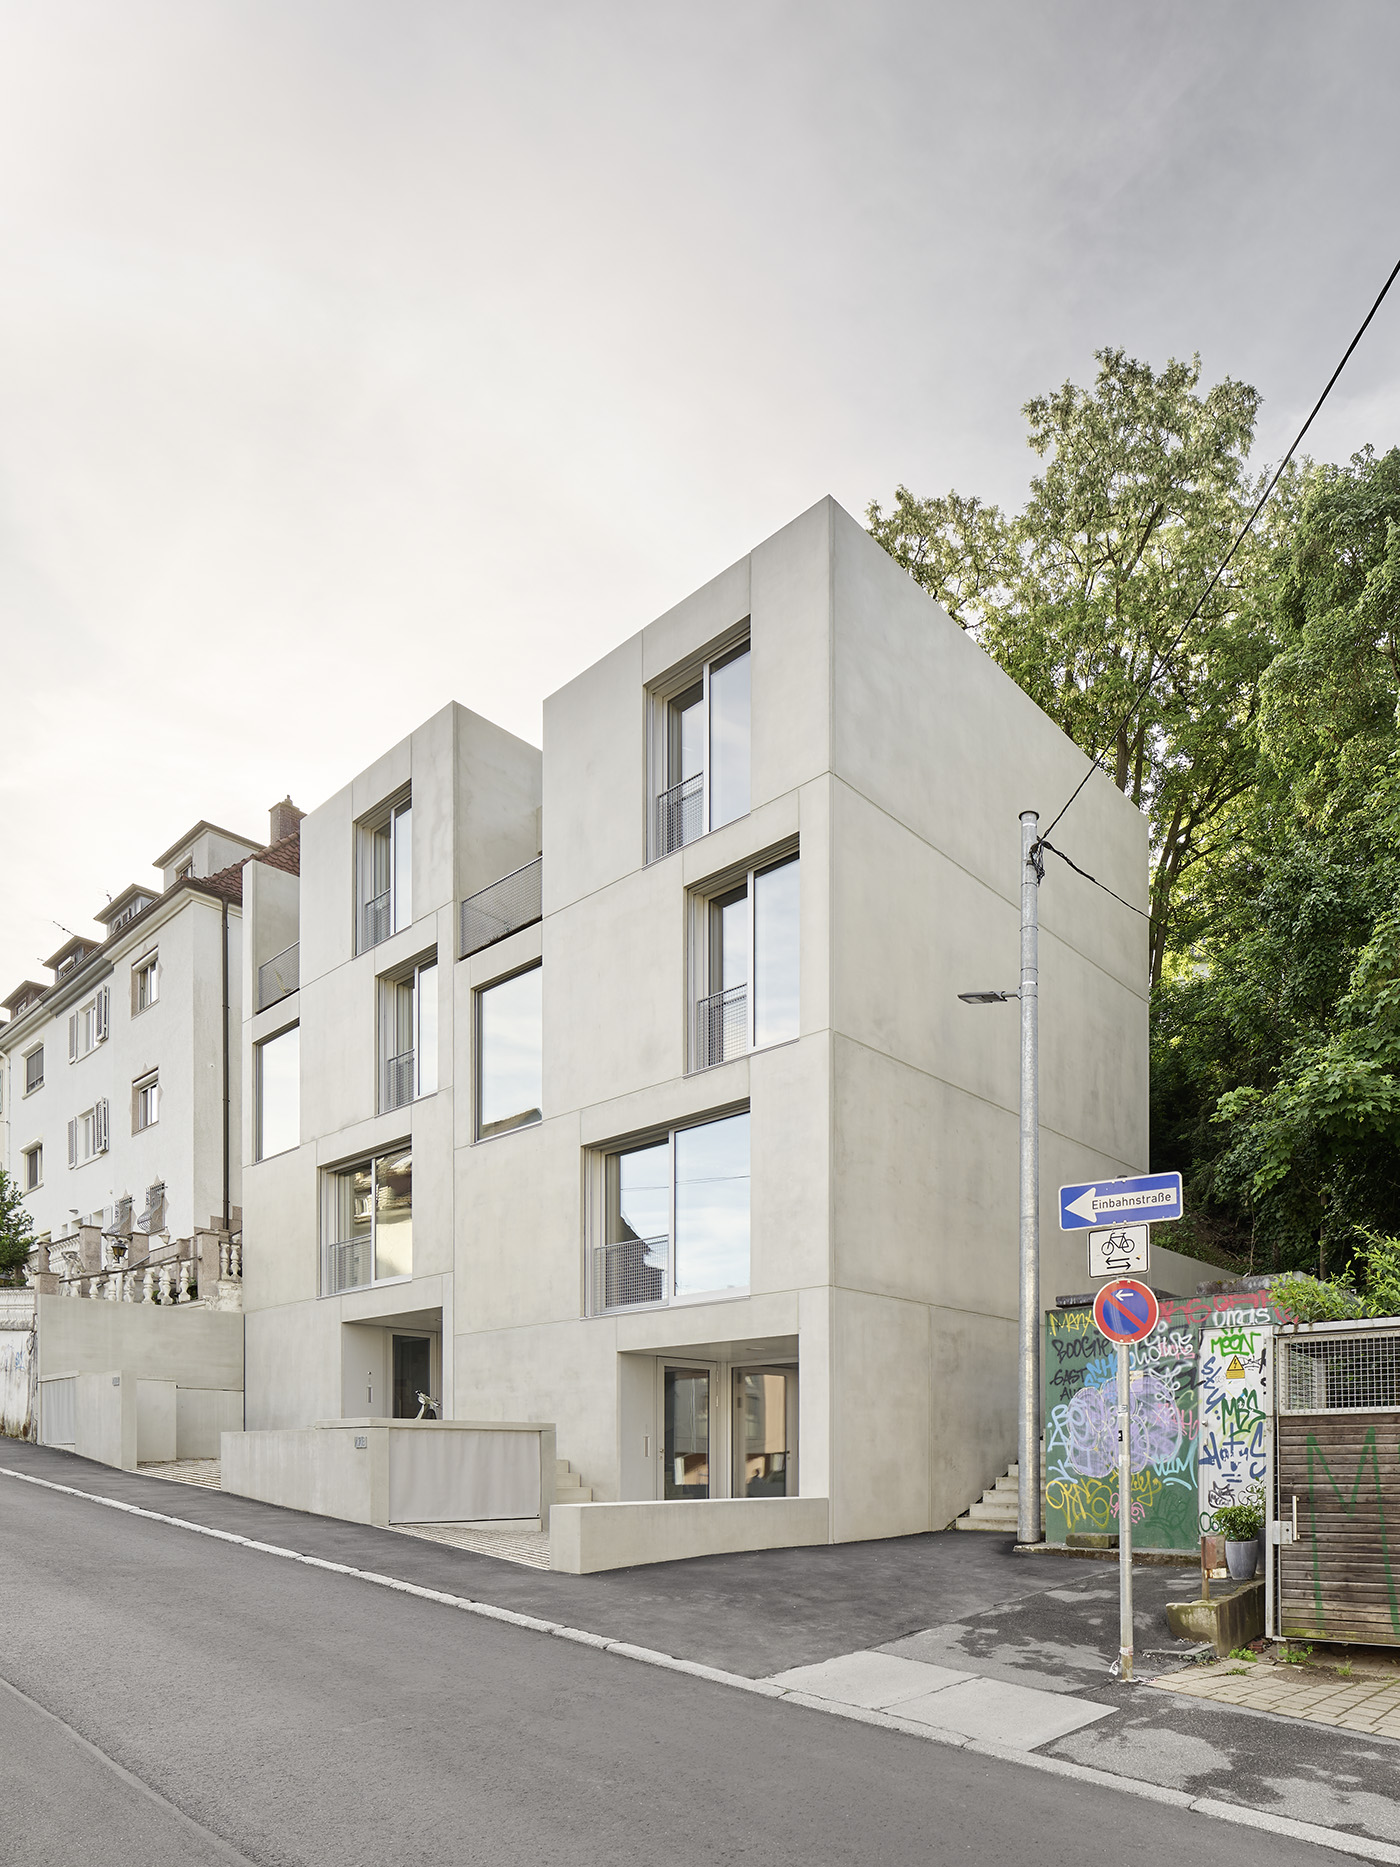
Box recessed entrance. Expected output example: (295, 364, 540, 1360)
(392, 1334, 434, 1418)
(663, 1365, 711, 1498)
(651, 1355, 798, 1500)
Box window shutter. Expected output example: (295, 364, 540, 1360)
(96, 1098, 109, 1152)
(69, 1014, 78, 1061)
(67, 1119, 77, 1168)
(96, 987, 110, 1042)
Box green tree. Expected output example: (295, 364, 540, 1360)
(0, 1165, 35, 1287)
(869, 347, 1283, 982)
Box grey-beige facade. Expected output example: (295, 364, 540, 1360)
(240, 497, 1204, 1542)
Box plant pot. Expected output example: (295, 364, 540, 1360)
(1225, 1536, 1260, 1580)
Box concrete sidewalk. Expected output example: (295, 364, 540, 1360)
(8, 1439, 1400, 1858)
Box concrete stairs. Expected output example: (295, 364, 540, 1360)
(554, 1459, 592, 1507)
(954, 1447, 1047, 1534)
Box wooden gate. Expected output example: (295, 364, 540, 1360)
(1276, 1325, 1400, 1646)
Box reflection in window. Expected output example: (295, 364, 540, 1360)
(708, 647, 750, 831)
(358, 796, 412, 951)
(324, 1148, 412, 1294)
(478, 966, 542, 1138)
(753, 856, 800, 1047)
(695, 854, 799, 1068)
(654, 642, 751, 857)
(675, 1113, 750, 1299)
(257, 1025, 299, 1160)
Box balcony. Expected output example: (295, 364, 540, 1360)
(591, 1233, 667, 1315)
(381, 1049, 415, 1113)
(323, 1236, 372, 1296)
(695, 983, 747, 1069)
(257, 942, 299, 1010)
(362, 890, 391, 952)
(460, 856, 542, 960)
(654, 773, 703, 858)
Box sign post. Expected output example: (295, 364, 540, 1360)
(1092, 1277, 1161, 1684)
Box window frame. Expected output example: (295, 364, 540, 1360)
(647, 627, 751, 860)
(356, 789, 413, 954)
(132, 1070, 160, 1134)
(588, 1106, 751, 1317)
(474, 961, 543, 1142)
(377, 954, 438, 1114)
(689, 845, 800, 1070)
(68, 1099, 110, 1168)
(321, 1145, 413, 1296)
(255, 1023, 300, 1161)
(23, 1046, 44, 1097)
(68, 986, 110, 1062)
(132, 952, 159, 1015)
(22, 1143, 42, 1191)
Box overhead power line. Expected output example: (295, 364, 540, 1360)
(1036, 253, 1400, 853)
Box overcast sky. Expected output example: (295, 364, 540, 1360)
(3, 1, 1399, 992)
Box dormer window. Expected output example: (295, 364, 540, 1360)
(176, 861, 194, 881)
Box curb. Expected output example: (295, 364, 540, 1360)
(5, 1464, 1398, 1865)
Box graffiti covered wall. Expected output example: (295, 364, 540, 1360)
(1044, 1293, 1285, 1551)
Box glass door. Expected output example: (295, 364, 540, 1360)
(733, 1368, 797, 1497)
(392, 1334, 434, 1418)
(663, 1366, 711, 1499)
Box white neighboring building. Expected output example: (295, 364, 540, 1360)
(240, 500, 1211, 1544)
(0, 804, 302, 1261)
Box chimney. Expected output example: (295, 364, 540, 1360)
(269, 796, 305, 845)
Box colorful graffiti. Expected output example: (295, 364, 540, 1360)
(1197, 1324, 1270, 1530)
(1044, 1293, 1288, 1551)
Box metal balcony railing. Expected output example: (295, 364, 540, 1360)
(381, 1049, 416, 1112)
(324, 1236, 372, 1297)
(460, 856, 542, 959)
(592, 1234, 667, 1314)
(695, 984, 747, 1069)
(257, 942, 299, 1010)
(654, 773, 703, 858)
(361, 890, 391, 952)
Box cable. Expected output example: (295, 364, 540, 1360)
(1036, 254, 1400, 851)
(1038, 838, 1153, 921)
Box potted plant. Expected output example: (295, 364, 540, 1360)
(1214, 1487, 1265, 1579)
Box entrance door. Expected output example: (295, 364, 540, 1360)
(734, 1368, 797, 1497)
(663, 1366, 711, 1499)
(392, 1335, 433, 1419)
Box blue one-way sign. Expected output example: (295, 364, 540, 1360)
(1059, 1172, 1183, 1230)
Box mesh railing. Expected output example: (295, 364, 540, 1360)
(654, 773, 703, 858)
(460, 857, 543, 959)
(324, 1237, 371, 1297)
(361, 891, 391, 951)
(257, 942, 299, 1009)
(381, 1050, 415, 1112)
(695, 984, 748, 1069)
(1279, 1330, 1400, 1412)
(592, 1234, 667, 1314)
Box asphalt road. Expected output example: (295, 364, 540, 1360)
(0, 1471, 1344, 1867)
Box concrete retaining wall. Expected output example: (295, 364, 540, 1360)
(222, 1419, 556, 1529)
(549, 1497, 832, 1573)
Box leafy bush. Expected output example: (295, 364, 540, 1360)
(1272, 1229, 1400, 1322)
(1213, 1484, 1264, 1539)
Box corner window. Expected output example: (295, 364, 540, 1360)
(651, 639, 751, 858)
(378, 958, 437, 1113)
(256, 1026, 300, 1159)
(693, 853, 799, 1068)
(22, 1144, 42, 1191)
(323, 1147, 412, 1295)
(68, 987, 110, 1061)
(357, 793, 412, 952)
(133, 954, 159, 1013)
(24, 1047, 44, 1096)
(591, 1110, 750, 1315)
(133, 1071, 160, 1133)
(68, 1100, 109, 1167)
(477, 965, 542, 1139)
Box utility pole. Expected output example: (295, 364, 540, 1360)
(1018, 809, 1043, 1546)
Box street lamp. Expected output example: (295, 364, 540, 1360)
(958, 808, 1043, 1545)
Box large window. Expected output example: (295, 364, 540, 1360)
(257, 1025, 300, 1160)
(694, 853, 799, 1068)
(323, 1147, 412, 1294)
(357, 794, 412, 952)
(653, 641, 750, 857)
(477, 965, 542, 1139)
(379, 959, 437, 1113)
(592, 1110, 750, 1314)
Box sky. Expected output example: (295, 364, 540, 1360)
(3, 1, 1399, 993)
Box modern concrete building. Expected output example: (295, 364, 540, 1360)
(240, 498, 1204, 1542)
(0, 804, 302, 1269)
